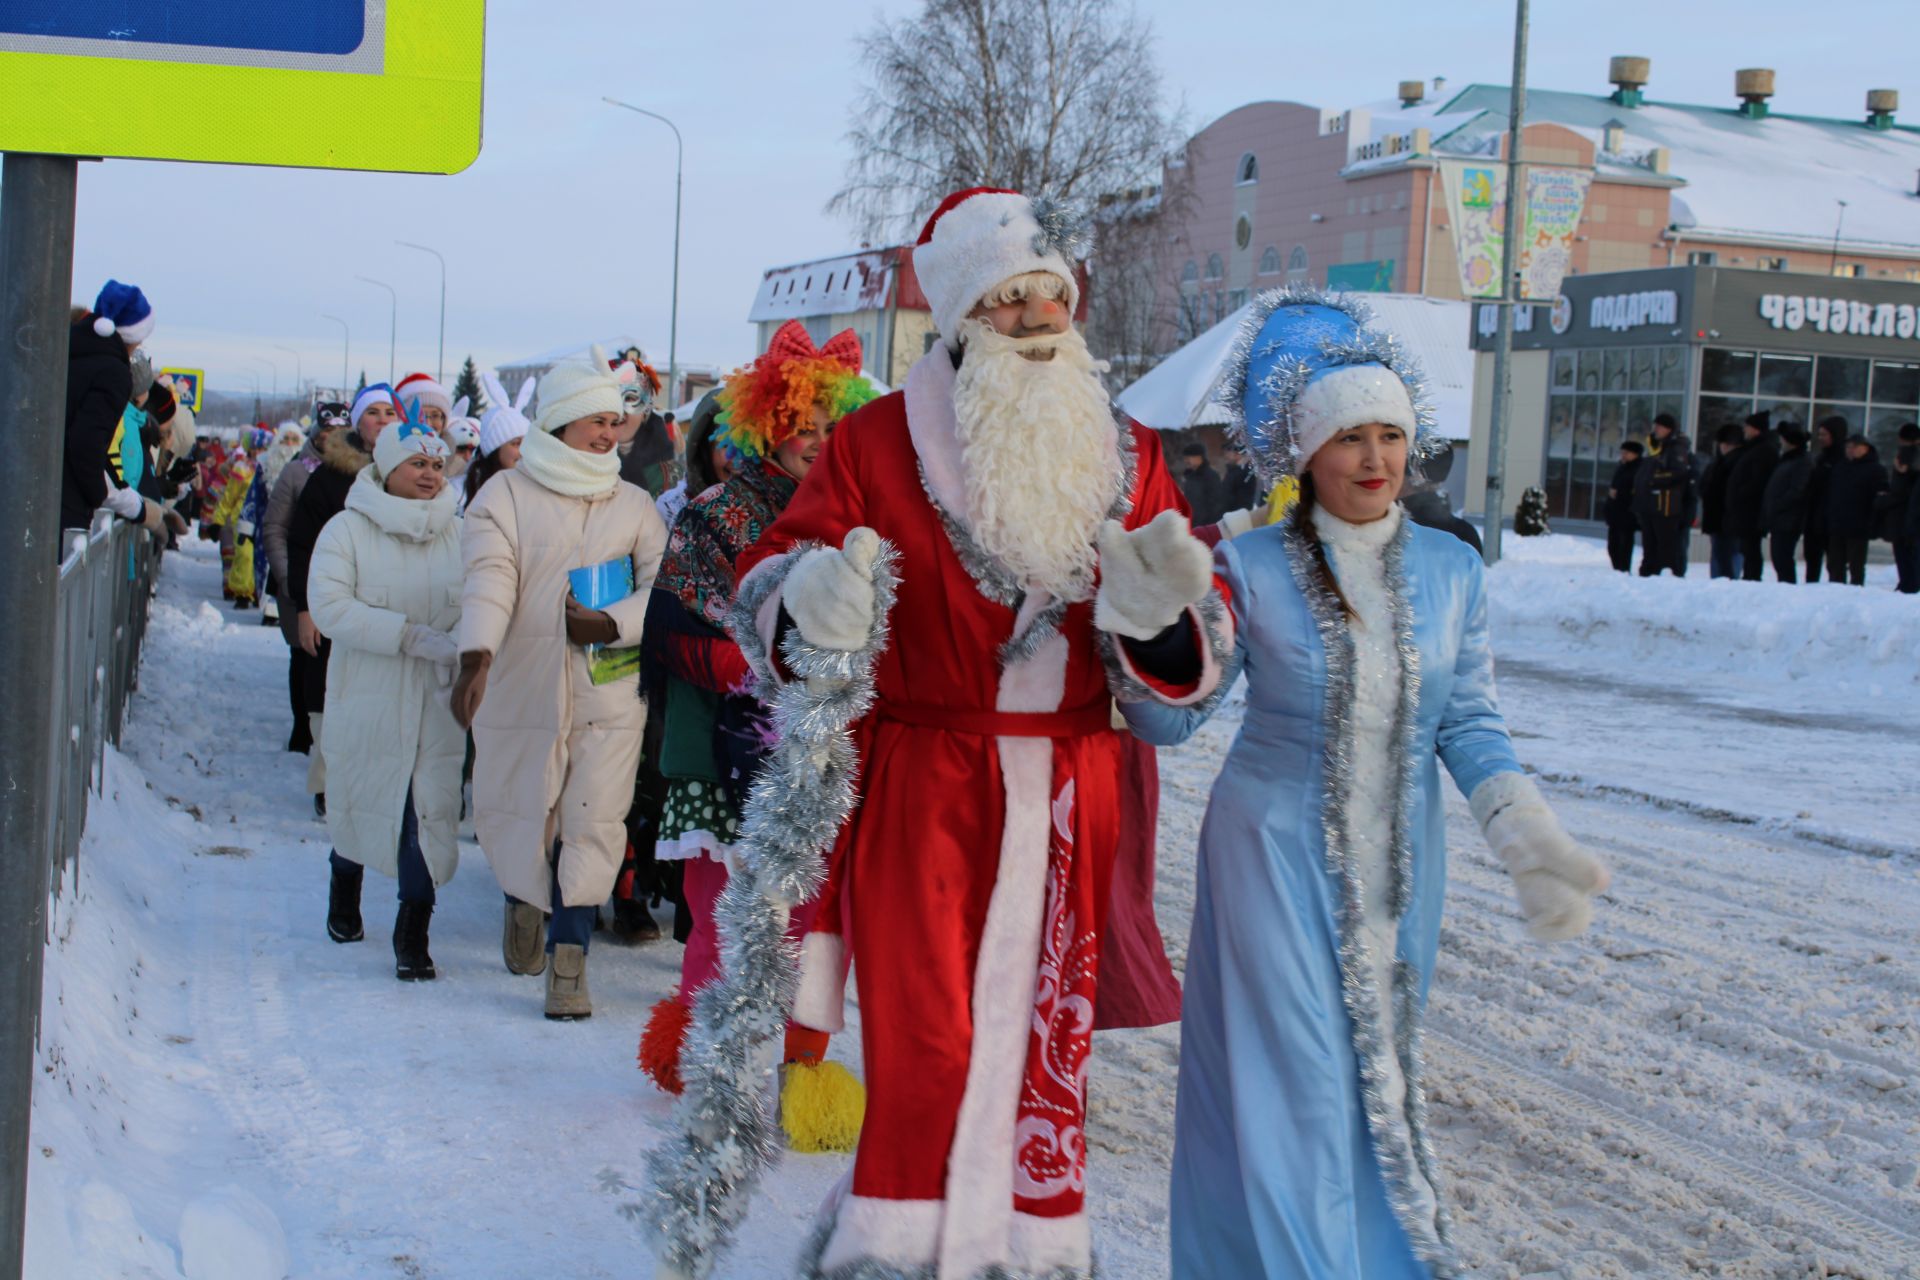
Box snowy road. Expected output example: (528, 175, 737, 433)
(28, 540, 1920, 1280)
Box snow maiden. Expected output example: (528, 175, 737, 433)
(1122, 289, 1611, 1278)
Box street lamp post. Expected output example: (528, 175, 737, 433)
(396, 240, 446, 383)
(272, 343, 303, 404)
(357, 276, 398, 385)
(1479, 0, 1531, 567)
(240, 370, 261, 420)
(603, 97, 682, 409)
(1829, 200, 1849, 276)
(321, 314, 350, 392)
(249, 354, 279, 400)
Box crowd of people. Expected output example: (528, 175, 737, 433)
(1604, 409, 1920, 591)
(61, 190, 1617, 1280)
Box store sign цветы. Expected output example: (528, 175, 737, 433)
(1759, 294, 1920, 339)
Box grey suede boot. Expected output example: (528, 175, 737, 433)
(544, 944, 591, 1020)
(502, 900, 547, 976)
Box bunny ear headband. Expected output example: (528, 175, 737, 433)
(450, 395, 471, 421)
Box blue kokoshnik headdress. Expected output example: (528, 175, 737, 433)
(1218, 285, 1440, 484)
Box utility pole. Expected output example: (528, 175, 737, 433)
(603, 99, 682, 408)
(321, 314, 350, 392)
(357, 276, 397, 385)
(1829, 199, 1848, 276)
(395, 241, 446, 383)
(1480, 0, 1530, 567)
(0, 149, 78, 1280)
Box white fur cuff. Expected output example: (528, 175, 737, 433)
(792, 932, 847, 1032)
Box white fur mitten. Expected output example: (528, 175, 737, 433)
(782, 527, 882, 654)
(1470, 772, 1610, 942)
(1094, 510, 1213, 641)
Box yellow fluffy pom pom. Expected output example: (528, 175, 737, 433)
(779, 1059, 866, 1154)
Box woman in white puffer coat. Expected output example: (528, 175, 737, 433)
(452, 346, 668, 1021)
(307, 413, 465, 981)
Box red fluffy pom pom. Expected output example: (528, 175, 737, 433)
(638, 997, 692, 1096)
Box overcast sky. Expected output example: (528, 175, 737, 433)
(30, 0, 1910, 406)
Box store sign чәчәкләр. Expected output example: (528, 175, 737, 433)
(0, 0, 484, 174)
(1758, 293, 1920, 340)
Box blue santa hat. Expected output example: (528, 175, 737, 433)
(91, 280, 155, 345)
(1219, 285, 1437, 483)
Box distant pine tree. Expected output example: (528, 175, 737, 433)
(355, 369, 368, 395)
(452, 355, 484, 412)
(1514, 486, 1551, 536)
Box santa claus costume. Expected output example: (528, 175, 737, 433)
(646, 189, 1234, 1279)
(637, 320, 878, 1154)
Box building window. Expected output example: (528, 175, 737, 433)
(1228, 289, 1249, 312)
(1237, 152, 1259, 185)
(1832, 263, 1864, 278)
(1686, 251, 1718, 266)
(1760, 256, 1788, 271)
(1259, 246, 1282, 275)
(1235, 215, 1253, 251)
(1905, 267, 1920, 282)
(1180, 259, 1199, 287)
(1288, 245, 1309, 276)
(1205, 253, 1225, 282)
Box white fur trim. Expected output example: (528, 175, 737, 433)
(1468, 767, 1541, 831)
(792, 930, 847, 1033)
(819, 1195, 941, 1273)
(1105, 598, 1235, 708)
(1293, 364, 1417, 466)
(905, 350, 966, 515)
(118, 312, 154, 346)
(1218, 506, 1257, 540)
(650, 829, 731, 863)
(914, 192, 1080, 349)
(937, 593, 1068, 1278)
(1007, 1211, 1092, 1273)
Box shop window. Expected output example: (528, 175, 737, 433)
(1870, 406, 1920, 454)
(1814, 355, 1869, 402)
(1906, 268, 1920, 283)
(1576, 349, 1604, 391)
(1237, 153, 1260, 185)
(1544, 400, 1574, 520)
(1630, 347, 1657, 392)
(1259, 246, 1282, 275)
(1205, 253, 1225, 282)
(1687, 251, 1718, 266)
(1551, 351, 1575, 390)
(1659, 346, 1687, 390)
(1871, 361, 1920, 406)
(1603, 348, 1630, 392)
(1701, 348, 1758, 395)
(1697, 395, 1756, 436)
(1757, 354, 1813, 399)
(1623, 395, 1655, 446)
(1832, 263, 1864, 278)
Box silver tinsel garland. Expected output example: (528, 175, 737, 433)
(641, 539, 902, 1280)
(1212, 283, 1445, 489)
(1280, 513, 1466, 1278)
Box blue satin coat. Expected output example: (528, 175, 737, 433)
(1124, 517, 1522, 1279)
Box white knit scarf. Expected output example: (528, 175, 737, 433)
(516, 424, 622, 498)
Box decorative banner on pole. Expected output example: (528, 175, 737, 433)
(1440, 160, 1593, 302)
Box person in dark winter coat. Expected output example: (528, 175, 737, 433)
(1724, 410, 1779, 581)
(1402, 438, 1482, 553)
(1803, 417, 1848, 583)
(1760, 421, 1812, 583)
(1824, 436, 1889, 586)
(1699, 422, 1745, 579)
(1880, 431, 1919, 593)
(1220, 442, 1261, 512)
(286, 385, 402, 816)
(1177, 442, 1226, 526)
(1896, 441, 1920, 595)
(1604, 440, 1645, 572)
(1633, 413, 1693, 576)
(63, 282, 172, 538)
(265, 404, 348, 754)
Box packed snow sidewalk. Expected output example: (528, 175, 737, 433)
(27, 538, 1920, 1279)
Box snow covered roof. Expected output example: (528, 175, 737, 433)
(1421, 85, 1920, 255)
(1117, 292, 1473, 439)
(749, 249, 899, 324)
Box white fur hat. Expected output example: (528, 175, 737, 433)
(533, 344, 624, 434)
(912, 188, 1084, 350)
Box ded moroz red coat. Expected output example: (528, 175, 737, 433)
(732, 347, 1233, 1279)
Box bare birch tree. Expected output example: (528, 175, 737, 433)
(828, 0, 1175, 245)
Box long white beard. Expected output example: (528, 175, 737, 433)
(951, 322, 1120, 601)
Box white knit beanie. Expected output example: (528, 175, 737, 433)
(372, 418, 450, 481)
(533, 344, 625, 434)
(477, 370, 534, 456)
(912, 188, 1083, 350)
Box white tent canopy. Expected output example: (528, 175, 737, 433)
(1116, 293, 1475, 441)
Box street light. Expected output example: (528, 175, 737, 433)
(248, 354, 279, 400)
(1830, 199, 1849, 276)
(272, 343, 303, 402)
(357, 275, 398, 384)
(395, 240, 446, 383)
(321, 314, 350, 392)
(604, 97, 682, 409)
(1479, 0, 1530, 567)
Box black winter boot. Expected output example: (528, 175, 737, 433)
(326, 863, 364, 943)
(393, 902, 436, 981)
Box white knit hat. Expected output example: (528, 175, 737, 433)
(912, 188, 1084, 350)
(477, 370, 535, 456)
(533, 344, 625, 434)
(372, 418, 450, 481)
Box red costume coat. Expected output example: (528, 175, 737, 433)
(734, 350, 1230, 1279)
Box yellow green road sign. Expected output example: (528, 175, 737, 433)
(0, 2, 483, 174)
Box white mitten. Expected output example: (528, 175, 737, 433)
(782, 527, 882, 654)
(1470, 772, 1611, 942)
(401, 623, 460, 668)
(1094, 509, 1213, 641)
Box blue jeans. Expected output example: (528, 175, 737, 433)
(506, 841, 597, 953)
(1709, 533, 1743, 579)
(330, 786, 433, 905)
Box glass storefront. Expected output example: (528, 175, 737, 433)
(1542, 344, 1688, 522)
(1696, 346, 1920, 456)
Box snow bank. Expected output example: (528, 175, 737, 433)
(1489, 534, 1919, 714)
(180, 1186, 289, 1280)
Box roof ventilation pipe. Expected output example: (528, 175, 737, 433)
(1608, 56, 1650, 107)
(1868, 88, 1898, 130)
(1736, 68, 1776, 120)
(1399, 80, 1425, 108)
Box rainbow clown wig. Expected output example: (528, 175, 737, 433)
(714, 320, 878, 464)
